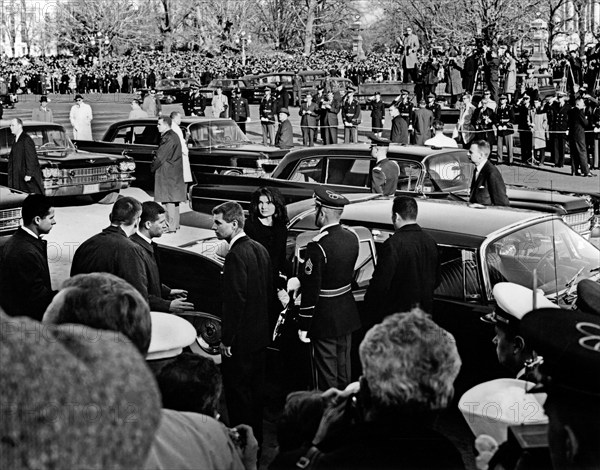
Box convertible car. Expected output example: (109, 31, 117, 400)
(75, 118, 289, 189)
(190, 143, 598, 237)
(0, 121, 136, 203)
(155, 195, 600, 394)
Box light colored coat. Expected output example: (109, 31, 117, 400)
(503, 56, 517, 94)
(533, 111, 548, 149)
(69, 102, 93, 140)
(171, 123, 193, 183)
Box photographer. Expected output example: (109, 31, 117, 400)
(286, 309, 464, 470)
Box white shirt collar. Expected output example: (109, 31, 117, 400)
(21, 226, 39, 239)
(136, 231, 152, 244)
(229, 231, 246, 247)
(475, 160, 487, 175)
(320, 222, 339, 233)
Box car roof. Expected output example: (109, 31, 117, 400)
(105, 118, 233, 127)
(0, 120, 65, 129)
(339, 197, 552, 247)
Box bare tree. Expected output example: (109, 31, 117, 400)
(1, 0, 20, 56)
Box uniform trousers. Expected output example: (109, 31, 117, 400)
(261, 123, 275, 145)
(550, 133, 567, 167)
(344, 125, 358, 143)
(496, 134, 514, 163)
(519, 130, 533, 163)
(222, 349, 266, 446)
(164, 202, 180, 232)
(236, 120, 247, 134)
(312, 333, 352, 391)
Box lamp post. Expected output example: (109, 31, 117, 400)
(235, 31, 251, 66)
(90, 32, 110, 67)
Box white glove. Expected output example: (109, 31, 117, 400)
(277, 289, 290, 308)
(287, 277, 301, 294)
(298, 330, 310, 343)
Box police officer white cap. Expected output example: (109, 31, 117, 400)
(146, 312, 197, 361)
(482, 282, 559, 326)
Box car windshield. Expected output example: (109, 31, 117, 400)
(188, 121, 250, 147)
(485, 219, 599, 298)
(423, 152, 474, 193)
(0, 126, 73, 157)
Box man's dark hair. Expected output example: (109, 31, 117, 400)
(212, 201, 245, 229)
(110, 197, 142, 225)
(159, 116, 172, 127)
(156, 352, 223, 416)
(140, 201, 165, 227)
(432, 120, 444, 131)
(392, 196, 418, 221)
(471, 139, 491, 157)
(22, 194, 53, 225)
(45, 273, 151, 354)
(132, 99, 142, 106)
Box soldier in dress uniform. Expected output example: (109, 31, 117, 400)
(370, 137, 400, 196)
(260, 86, 277, 146)
(230, 88, 250, 134)
(481, 282, 558, 380)
(549, 92, 570, 167)
(186, 84, 206, 116)
(289, 187, 362, 391)
(494, 94, 516, 164)
(370, 92, 386, 137)
(392, 90, 413, 144)
(425, 93, 441, 121)
(314, 85, 327, 144)
(274, 82, 289, 122)
(341, 87, 361, 143)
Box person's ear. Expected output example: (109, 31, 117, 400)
(564, 424, 580, 464)
(513, 335, 525, 354)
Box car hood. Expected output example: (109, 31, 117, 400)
(38, 149, 128, 165)
(506, 186, 591, 213)
(0, 185, 28, 209)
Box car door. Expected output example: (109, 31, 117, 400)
(109, 124, 160, 189)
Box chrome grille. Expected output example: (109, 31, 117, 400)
(563, 208, 594, 234)
(0, 208, 22, 231)
(66, 166, 114, 185)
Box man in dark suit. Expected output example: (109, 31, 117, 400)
(229, 88, 250, 134)
(273, 82, 289, 121)
(468, 140, 510, 206)
(275, 107, 294, 149)
(7, 118, 43, 194)
(212, 201, 272, 446)
(314, 85, 327, 143)
(389, 104, 408, 144)
(0, 194, 56, 320)
(569, 97, 596, 176)
(364, 196, 440, 325)
(71, 197, 149, 300)
(130, 201, 195, 313)
(290, 187, 361, 391)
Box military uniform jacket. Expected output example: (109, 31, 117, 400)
(494, 105, 515, 136)
(426, 102, 442, 121)
(371, 100, 385, 128)
(298, 224, 361, 339)
(341, 98, 361, 126)
(230, 96, 250, 122)
(70, 225, 149, 300)
(397, 101, 414, 125)
(260, 95, 276, 123)
(0, 228, 56, 320)
(371, 158, 400, 196)
(550, 102, 570, 132)
(130, 233, 171, 312)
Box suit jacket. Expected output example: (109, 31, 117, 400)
(300, 102, 319, 129)
(71, 225, 149, 300)
(469, 160, 510, 206)
(390, 115, 409, 144)
(130, 233, 171, 312)
(299, 224, 361, 339)
(0, 228, 56, 320)
(7, 132, 44, 194)
(151, 129, 186, 203)
(412, 107, 434, 145)
(275, 119, 294, 149)
(274, 88, 289, 114)
(221, 235, 272, 353)
(323, 97, 340, 126)
(364, 224, 440, 325)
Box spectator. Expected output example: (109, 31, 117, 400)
(531, 96, 549, 165)
(212, 85, 229, 118)
(495, 94, 516, 164)
(412, 99, 434, 145)
(31, 95, 53, 122)
(143, 89, 162, 117)
(275, 107, 294, 149)
(129, 99, 148, 119)
(259, 86, 277, 145)
(69, 94, 93, 140)
(0, 194, 57, 320)
(299, 93, 318, 146)
(292, 309, 464, 469)
(6, 118, 43, 194)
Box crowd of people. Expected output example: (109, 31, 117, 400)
(1, 188, 599, 470)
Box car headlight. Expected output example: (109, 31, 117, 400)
(128, 161, 136, 171)
(119, 161, 129, 172)
(42, 168, 54, 178)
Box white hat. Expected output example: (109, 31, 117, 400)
(482, 282, 559, 326)
(147, 312, 197, 361)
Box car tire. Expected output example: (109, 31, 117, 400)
(90, 190, 119, 204)
(176, 312, 222, 356)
